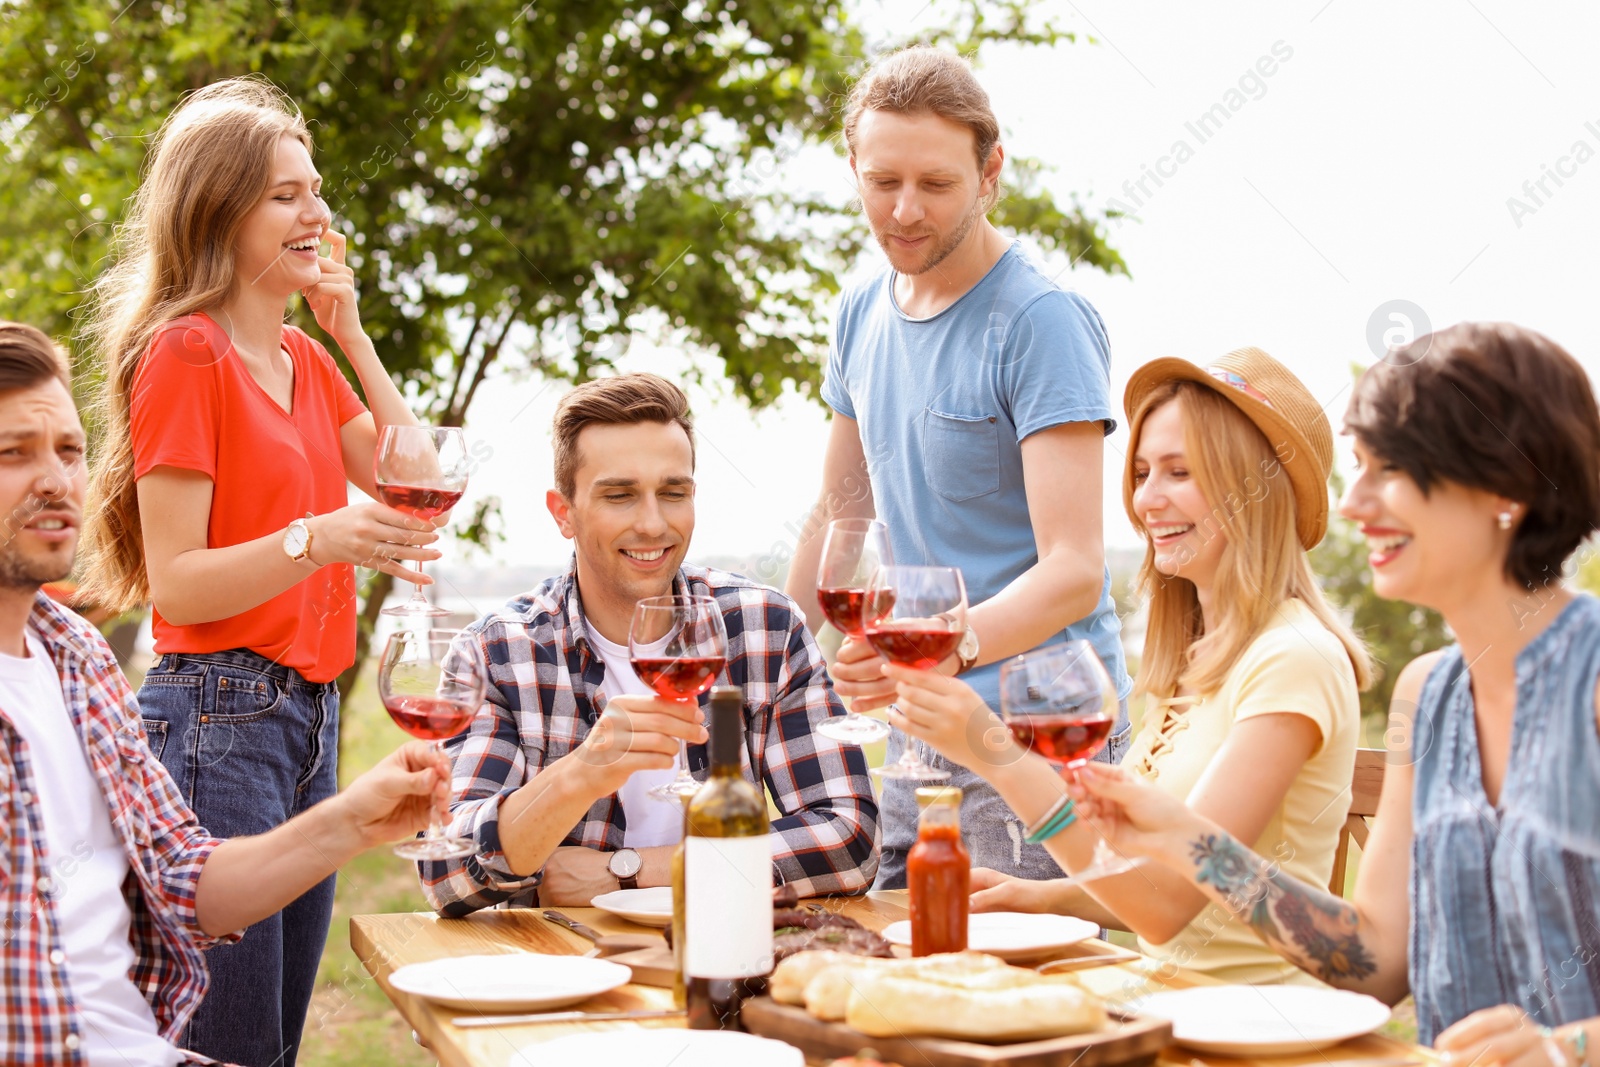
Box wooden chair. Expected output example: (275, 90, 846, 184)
(1328, 748, 1386, 896)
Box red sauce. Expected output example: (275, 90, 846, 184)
(907, 822, 970, 956)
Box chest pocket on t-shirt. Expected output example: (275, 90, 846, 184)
(922, 408, 1001, 502)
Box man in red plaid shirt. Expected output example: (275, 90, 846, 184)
(0, 320, 451, 1065)
(420, 374, 878, 912)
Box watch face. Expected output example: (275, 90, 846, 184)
(609, 849, 642, 879)
(284, 523, 309, 556)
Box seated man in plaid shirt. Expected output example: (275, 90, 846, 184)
(420, 373, 879, 911)
(0, 323, 453, 1065)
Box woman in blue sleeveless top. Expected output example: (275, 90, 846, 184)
(1061, 322, 1600, 1063)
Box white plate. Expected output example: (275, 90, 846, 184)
(881, 911, 1100, 961)
(1138, 984, 1392, 1055)
(511, 1029, 803, 1067)
(389, 954, 631, 1012)
(590, 886, 675, 928)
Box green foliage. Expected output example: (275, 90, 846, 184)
(1, 0, 1126, 697)
(1312, 510, 1451, 726)
(1, 0, 1124, 412)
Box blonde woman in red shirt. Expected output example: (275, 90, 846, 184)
(80, 78, 440, 1067)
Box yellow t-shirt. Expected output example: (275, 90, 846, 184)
(1118, 598, 1360, 986)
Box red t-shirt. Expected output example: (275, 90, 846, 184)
(130, 313, 368, 683)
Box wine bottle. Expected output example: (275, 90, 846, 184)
(670, 794, 689, 1011)
(684, 686, 772, 1031)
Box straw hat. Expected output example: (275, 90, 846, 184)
(1123, 346, 1334, 550)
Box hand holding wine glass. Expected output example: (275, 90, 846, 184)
(375, 425, 470, 617)
(1063, 761, 1203, 868)
(629, 595, 728, 802)
(815, 519, 895, 744)
(863, 565, 968, 781)
(378, 628, 485, 861)
(998, 641, 1142, 882)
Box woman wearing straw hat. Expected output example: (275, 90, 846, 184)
(1062, 324, 1600, 1062)
(884, 346, 1370, 985)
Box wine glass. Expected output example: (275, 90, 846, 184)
(629, 595, 729, 801)
(378, 628, 485, 860)
(375, 425, 470, 617)
(998, 640, 1144, 882)
(815, 518, 895, 745)
(863, 564, 964, 781)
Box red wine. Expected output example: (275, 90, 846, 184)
(385, 694, 475, 741)
(1007, 713, 1115, 765)
(632, 656, 725, 700)
(377, 482, 464, 521)
(816, 587, 896, 638)
(864, 626, 963, 670)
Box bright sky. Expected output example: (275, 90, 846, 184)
(455, 0, 1600, 571)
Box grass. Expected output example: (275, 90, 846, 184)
(299, 666, 435, 1067)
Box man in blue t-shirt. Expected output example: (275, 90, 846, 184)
(784, 47, 1132, 889)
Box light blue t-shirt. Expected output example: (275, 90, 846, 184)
(822, 242, 1132, 885)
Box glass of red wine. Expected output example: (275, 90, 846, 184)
(375, 425, 470, 617)
(863, 564, 965, 781)
(378, 628, 485, 861)
(629, 594, 729, 801)
(815, 518, 895, 745)
(998, 641, 1142, 882)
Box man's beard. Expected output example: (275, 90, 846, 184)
(876, 195, 984, 277)
(0, 541, 73, 590)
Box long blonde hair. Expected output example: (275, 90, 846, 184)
(1126, 381, 1371, 699)
(79, 78, 311, 613)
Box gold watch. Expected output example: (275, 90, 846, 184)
(283, 512, 316, 564)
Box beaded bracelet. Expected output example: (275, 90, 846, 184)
(1541, 1025, 1590, 1067)
(1022, 795, 1071, 839)
(1024, 798, 1078, 845)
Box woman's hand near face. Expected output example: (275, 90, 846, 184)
(301, 227, 364, 347)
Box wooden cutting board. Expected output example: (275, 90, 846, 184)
(604, 945, 676, 988)
(742, 997, 1170, 1067)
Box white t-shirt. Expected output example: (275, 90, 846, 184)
(0, 634, 183, 1067)
(584, 624, 685, 848)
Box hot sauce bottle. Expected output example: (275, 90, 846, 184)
(907, 785, 969, 956)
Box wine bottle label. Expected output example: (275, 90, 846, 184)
(684, 836, 774, 978)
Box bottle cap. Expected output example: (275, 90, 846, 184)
(915, 785, 962, 809)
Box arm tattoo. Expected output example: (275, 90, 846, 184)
(1189, 832, 1377, 984)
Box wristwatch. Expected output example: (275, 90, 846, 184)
(608, 848, 642, 890)
(283, 512, 316, 564)
(956, 625, 980, 673)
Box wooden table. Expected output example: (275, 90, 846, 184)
(351, 892, 1435, 1067)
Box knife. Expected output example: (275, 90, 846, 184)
(542, 910, 605, 943)
(452, 1008, 685, 1028)
(541, 910, 662, 958)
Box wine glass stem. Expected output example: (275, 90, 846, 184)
(424, 740, 448, 840)
(409, 561, 429, 606)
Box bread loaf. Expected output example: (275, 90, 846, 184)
(802, 952, 1008, 1021)
(770, 950, 861, 1005)
(844, 971, 1107, 1042)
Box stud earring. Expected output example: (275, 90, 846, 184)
(1497, 511, 1514, 530)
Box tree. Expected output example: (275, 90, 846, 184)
(2, 0, 1128, 703)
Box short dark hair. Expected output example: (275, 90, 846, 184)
(0, 322, 71, 393)
(552, 373, 695, 499)
(1345, 322, 1600, 588)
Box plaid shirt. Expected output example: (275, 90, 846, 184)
(0, 594, 237, 1066)
(420, 564, 879, 913)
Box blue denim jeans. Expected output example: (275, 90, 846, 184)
(138, 648, 340, 1067)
